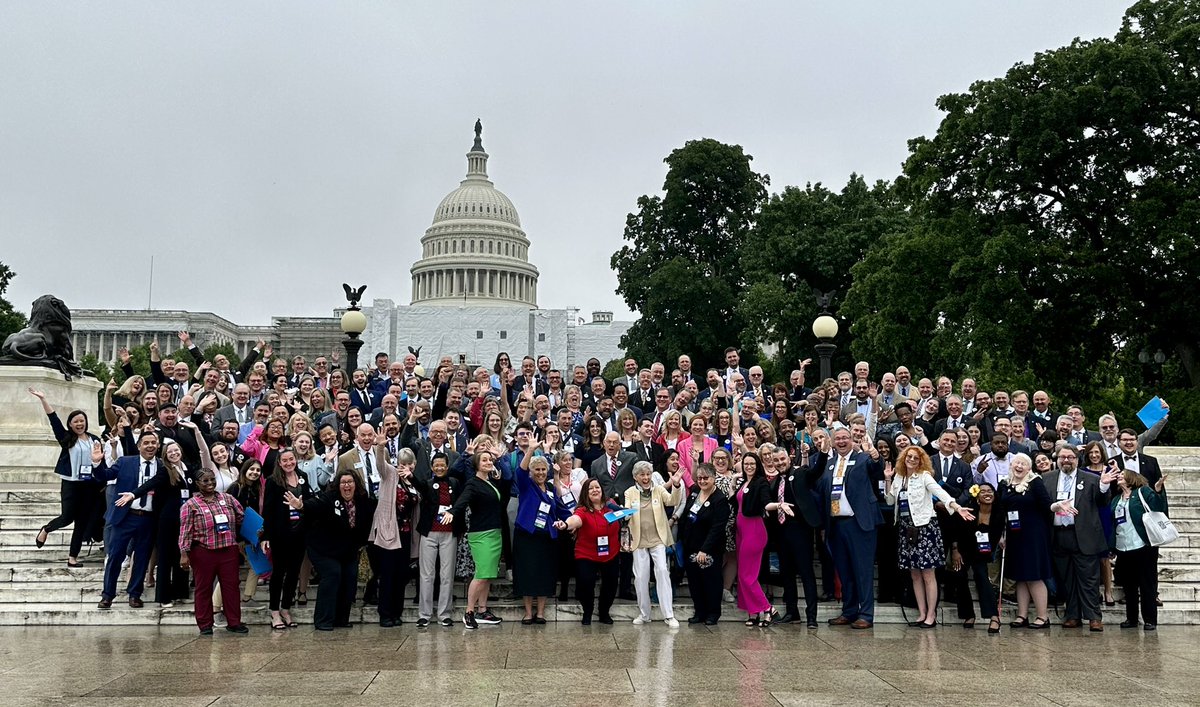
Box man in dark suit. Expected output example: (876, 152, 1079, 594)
(1064, 405, 1100, 447)
(508, 356, 548, 409)
(769, 444, 826, 628)
(932, 396, 969, 438)
(630, 370, 656, 413)
(93, 430, 161, 609)
(615, 358, 640, 396)
(819, 427, 884, 629)
(1043, 445, 1117, 631)
(212, 384, 254, 431)
(932, 430, 973, 505)
(1114, 428, 1164, 489)
(400, 408, 460, 481)
(348, 369, 377, 414)
(721, 347, 750, 392)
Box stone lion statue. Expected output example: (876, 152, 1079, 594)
(0, 294, 83, 379)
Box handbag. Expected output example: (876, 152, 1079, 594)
(1136, 488, 1179, 547)
(619, 522, 634, 553)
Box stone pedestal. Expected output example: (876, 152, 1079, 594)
(0, 366, 102, 483)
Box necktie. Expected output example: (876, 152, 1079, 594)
(950, 418, 958, 429)
(364, 452, 374, 486)
(777, 477, 787, 523)
(609, 457, 617, 479)
(831, 455, 846, 515)
(942, 457, 950, 481)
(237, 408, 245, 424)
(653, 412, 662, 436)
(1125, 455, 1136, 461)
(450, 435, 457, 452)
(1060, 474, 1074, 526)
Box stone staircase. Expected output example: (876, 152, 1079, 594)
(3, 448, 1199, 626)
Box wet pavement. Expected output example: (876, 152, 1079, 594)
(1, 621, 1197, 706)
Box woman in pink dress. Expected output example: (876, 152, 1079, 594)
(734, 453, 775, 626)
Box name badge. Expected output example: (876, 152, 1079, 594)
(289, 508, 301, 522)
(334, 507, 342, 516)
(897, 491, 911, 519)
(597, 535, 610, 556)
(354, 462, 364, 470)
(437, 504, 451, 516)
(538, 501, 551, 514)
(214, 513, 230, 533)
(371, 481, 380, 497)
(975, 530, 991, 553)
(690, 502, 702, 514)
(79, 465, 92, 480)
(1007, 510, 1021, 530)
(878, 480, 886, 492)
(561, 492, 576, 510)
(831, 483, 843, 500)
(1056, 491, 1070, 501)
(181, 489, 190, 500)
(1115, 505, 1127, 525)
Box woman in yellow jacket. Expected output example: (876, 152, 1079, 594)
(623, 460, 684, 628)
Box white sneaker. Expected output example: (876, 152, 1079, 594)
(632, 616, 649, 625)
(161, 601, 174, 609)
(665, 617, 680, 629)
(722, 589, 735, 603)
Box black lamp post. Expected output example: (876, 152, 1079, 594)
(340, 284, 367, 372)
(812, 312, 839, 383)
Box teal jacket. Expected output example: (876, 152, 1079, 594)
(1108, 487, 1168, 548)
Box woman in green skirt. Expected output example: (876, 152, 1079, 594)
(440, 436, 513, 629)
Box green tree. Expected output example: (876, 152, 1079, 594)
(741, 175, 909, 375)
(611, 138, 769, 370)
(845, 0, 1200, 398)
(0, 261, 27, 343)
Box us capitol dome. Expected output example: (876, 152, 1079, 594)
(409, 121, 540, 307)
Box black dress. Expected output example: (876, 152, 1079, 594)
(996, 477, 1054, 582)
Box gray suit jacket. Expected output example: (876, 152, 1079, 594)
(1040, 468, 1111, 555)
(212, 404, 253, 430)
(589, 451, 639, 503)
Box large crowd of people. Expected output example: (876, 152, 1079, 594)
(29, 332, 1174, 635)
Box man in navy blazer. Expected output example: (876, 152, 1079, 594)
(819, 427, 884, 628)
(92, 430, 162, 609)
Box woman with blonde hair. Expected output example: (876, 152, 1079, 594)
(885, 445, 974, 628)
(996, 452, 1054, 629)
(624, 460, 684, 627)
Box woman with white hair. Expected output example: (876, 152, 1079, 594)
(623, 460, 685, 628)
(996, 452, 1054, 629)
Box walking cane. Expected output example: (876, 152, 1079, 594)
(994, 531, 1006, 630)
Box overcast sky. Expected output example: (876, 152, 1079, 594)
(1, 1, 1132, 325)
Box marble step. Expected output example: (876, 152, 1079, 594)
(3, 599, 1198, 626)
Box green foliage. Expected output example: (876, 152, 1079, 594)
(601, 358, 625, 382)
(845, 0, 1200, 400)
(742, 175, 910, 374)
(612, 138, 769, 370)
(0, 261, 28, 343)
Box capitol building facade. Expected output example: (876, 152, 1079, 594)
(70, 125, 633, 369)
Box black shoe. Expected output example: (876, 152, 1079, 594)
(1120, 620, 1138, 629)
(687, 616, 704, 625)
(416, 618, 429, 628)
(380, 619, 396, 628)
(315, 625, 334, 631)
(463, 611, 478, 630)
(598, 615, 614, 625)
(476, 610, 502, 625)
(704, 617, 720, 626)
(581, 616, 592, 626)
(778, 612, 800, 624)
(521, 617, 534, 626)
(97, 597, 112, 610)
(334, 622, 352, 628)
(440, 617, 453, 627)
(806, 620, 819, 629)
(225, 624, 249, 634)
(818, 594, 835, 602)
(533, 616, 546, 625)
(1144, 623, 1156, 631)
(199, 627, 214, 635)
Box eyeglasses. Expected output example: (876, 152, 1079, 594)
(1100, 425, 1116, 430)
